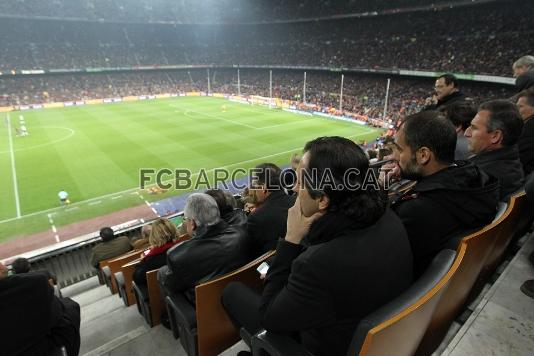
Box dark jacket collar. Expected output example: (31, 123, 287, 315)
(470, 145, 520, 165)
(408, 160, 499, 227)
(437, 90, 465, 106)
(192, 220, 228, 240)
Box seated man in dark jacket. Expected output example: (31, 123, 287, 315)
(159, 193, 248, 304)
(381, 111, 500, 276)
(516, 88, 534, 176)
(0, 272, 81, 356)
(465, 100, 525, 200)
(246, 163, 295, 258)
(223, 136, 413, 356)
(205, 188, 247, 227)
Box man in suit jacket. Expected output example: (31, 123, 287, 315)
(223, 137, 413, 356)
(90, 227, 132, 268)
(517, 88, 534, 176)
(246, 163, 295, 258)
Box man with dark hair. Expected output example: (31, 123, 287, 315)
(12, 257, 58, 284)
(11, 257, 31, 274)
(246, 163, 295, 258)
(423, 73, 466, 111)
(513, 55, 534, 92)
(517, 88, 534, 175)
(0, 273, 81, 356)
(440, 102, 477, 160)
(90, 226, 132, 267)
(222, 137, 412, 356)
(465, 100, 525, 200)
(205, 188, 247, 226)
(381, 111, 499, 275)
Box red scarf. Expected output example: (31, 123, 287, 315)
(144, 240, 178, 259)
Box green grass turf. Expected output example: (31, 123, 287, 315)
(0, 97, 381, 243)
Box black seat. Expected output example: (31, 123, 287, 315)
(250, 249, 457, 356)
(114, 271, 128, 306)
(165, 293, 198, 355)
(132, 281, 152, 325)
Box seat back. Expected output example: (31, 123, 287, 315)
(147, 268, 163, 326)
(118, 259, 141, 306)
(195, 251, 275, 356)
(416, 215, 506, 356)
(350, 249, 458, 356)
(107, 250, 142, 295)
(484, 192, 526, 274)
(98, 249, 139, 293)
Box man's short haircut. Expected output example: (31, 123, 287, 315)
(251, 163, 282, 191)
(513, 55, 534, 70)
(479, 100, 524, 146)
(205, 189, 233, 216)
(184, 193, 220, 228)
(400, 111, 457, 164)
(440, 102, 477, 131)
(437, 73, 459, 88)
(303, 136, 387, 225)
(517, 88, 534, 107)
(12, 258, 31, 274)
(100, 227, 114, 242)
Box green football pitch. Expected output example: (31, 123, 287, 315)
(0, 97, 381, 243)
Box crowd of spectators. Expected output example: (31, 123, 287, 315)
(0, 0, 531, 76)
(0, 0, 468, 24)
(0, 69, 515, 129)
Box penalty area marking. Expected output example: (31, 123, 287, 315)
(0, 131, 372, 225)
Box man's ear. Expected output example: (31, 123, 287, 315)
(317, 194, 330, 211)
(490, 130, 503, 145)
(417, 147, 432, 165)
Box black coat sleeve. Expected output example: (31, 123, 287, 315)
(259, 240, 335, 332)
(518, 122, 534, 175)
(246, 212, 267, 257)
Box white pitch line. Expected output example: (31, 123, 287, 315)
(111, 195, 123, 200)
(0, 131, 372, 225)
(6, 114, 21, 218)
(47, 213, 60, 242)
(88, 200, 102, 206)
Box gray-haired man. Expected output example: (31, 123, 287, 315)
(159, 193, 248, 304)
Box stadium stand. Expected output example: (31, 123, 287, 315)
(2, 1, 534, 355)
(0, 1, 532, 75)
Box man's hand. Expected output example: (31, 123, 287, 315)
(285, 197, 324, 245)
(379, 161, 401, 187)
